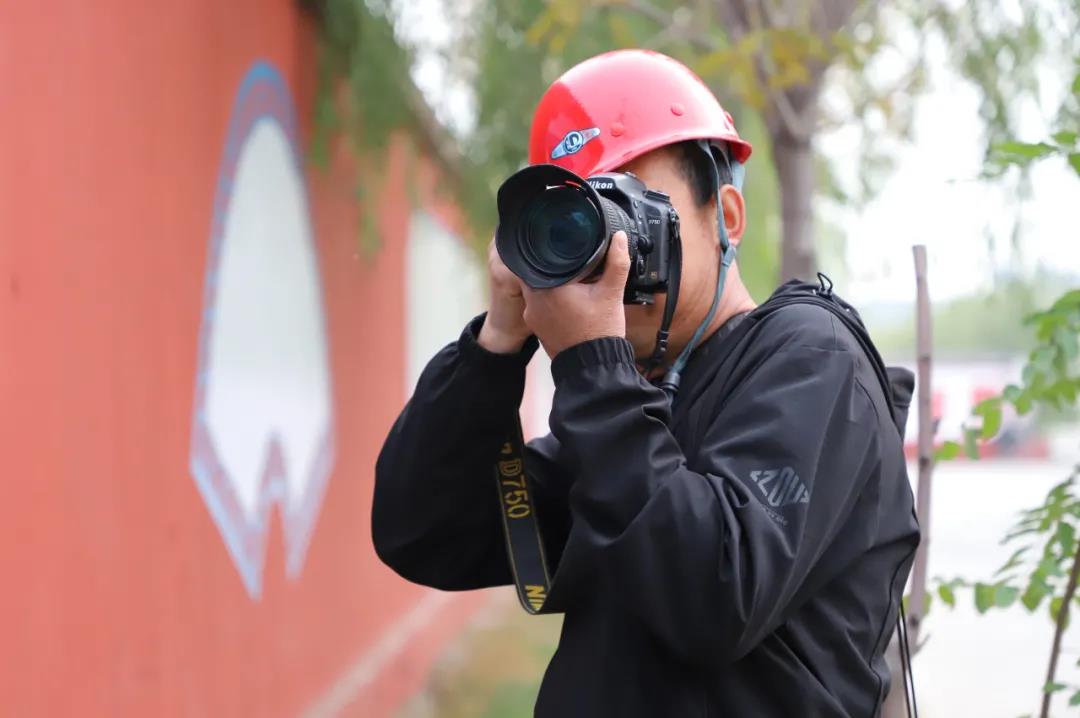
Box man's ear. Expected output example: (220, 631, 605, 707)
(719, 185, 746, 247)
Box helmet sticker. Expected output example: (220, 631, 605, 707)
(551, 127, 600, 159)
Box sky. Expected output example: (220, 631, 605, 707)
(396, 0, 1080, 308)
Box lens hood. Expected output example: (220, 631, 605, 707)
(495, 163, 611, 289)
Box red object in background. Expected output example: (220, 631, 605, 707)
(972, 386, 998, 408)
(902, 438, 1050, 462)
(0, 2, 483, 715)
(932, 390, 945, 424)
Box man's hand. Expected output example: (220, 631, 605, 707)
(523, 231, 632, 358)
(478, 238, 533, 354)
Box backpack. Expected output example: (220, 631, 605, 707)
(756, 275, 915, 441)
(759, 275, 919, 717)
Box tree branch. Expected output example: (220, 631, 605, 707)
(713, 0, 751, 37)
(818, 0, 863, 36)
(1040, 537, 1080, 718)
(738, 0, 815, 143)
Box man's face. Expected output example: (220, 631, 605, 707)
(613, 145, 745, 363)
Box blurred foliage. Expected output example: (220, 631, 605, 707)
(988, 131, 1080, 179)
(306, 0, 418, 258)
(932, 117, 1080, 716)
(457, 0, 907, 289)
(455, 0, 787, 298)
(307, 0, 413, 165)
(866, 6, 1080, 359)
(818, 2, 928, 207)
(909, 0, 1079, 156)
(935, 286, 1080, 462)
(305, 0, 1078, 294)
(308, 0, 936, 296)
(906, 0, 1080, 273)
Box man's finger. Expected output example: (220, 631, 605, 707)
(602, 231, 632, 292)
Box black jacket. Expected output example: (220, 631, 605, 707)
(373, 281, 920, 717)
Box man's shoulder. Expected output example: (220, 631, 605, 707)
(750, 299, 859, 355)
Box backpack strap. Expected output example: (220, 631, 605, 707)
(758, 278, 919, 718)
(753, 282, 910, 436)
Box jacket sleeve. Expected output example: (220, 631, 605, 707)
(372, 315, 573, 591)
(543, 333, 881, 666)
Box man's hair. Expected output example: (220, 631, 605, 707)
(676, 141, 733, 207)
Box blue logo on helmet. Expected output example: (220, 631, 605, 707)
(551, 127, 600, 159)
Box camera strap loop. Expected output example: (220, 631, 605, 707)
(643, 209, 683, 375)
(495, 417, 553, 614)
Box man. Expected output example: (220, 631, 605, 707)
(373, 49, 919, 717)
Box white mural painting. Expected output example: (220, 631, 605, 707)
(190, 61, 335, 598)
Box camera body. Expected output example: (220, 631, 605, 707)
(495, 163, 680, 305)
(584, 172, 677, 305)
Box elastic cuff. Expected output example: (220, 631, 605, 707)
(551, 337, 636, 383)
(458, 314, 540, 371)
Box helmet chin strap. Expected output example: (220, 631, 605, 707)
(658, 142, 743, 398)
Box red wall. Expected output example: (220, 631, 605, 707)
(0, 2, 482, 715)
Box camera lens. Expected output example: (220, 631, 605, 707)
(519, 187, 602, 278)
(496, 163, 639, 289)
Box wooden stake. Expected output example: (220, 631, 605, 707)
(908, 244, 934, 647)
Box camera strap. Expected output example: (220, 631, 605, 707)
(659, 141, 740, 397)
(642, 215, 683, 375)
(494, 416, 553, 614)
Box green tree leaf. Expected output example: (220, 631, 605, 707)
(938, 583, 956, 608)
(1057, 522, 1076, 554)
(1054, 130, 1078, 147)
(1054, 326, 1079, 363)
(1050, 290, 1080, 312)
(1070, 689, 1080, 706)
(963, 429, 981, 460)
(1045, 681, 1067, 694)
(975, 582, 996, 613)
(995, 584, 1020, 608)
(977, 402, 1003, 440)
(1038, 555, 1067, 578)
(992, 141, 1057, 165)
(1050, 595, 1072, 629)
(1069, 153, 1080, 178)
(1022, 579, 1051, 612)
(936, 441, 962, 461)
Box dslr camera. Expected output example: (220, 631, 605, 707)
(495, 163, 680, 305)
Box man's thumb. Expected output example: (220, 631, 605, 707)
(603, 231, 632, 291)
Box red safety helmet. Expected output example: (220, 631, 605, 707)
(528, 49, 752, 179)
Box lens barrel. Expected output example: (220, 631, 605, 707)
(496, 164, 635, 289)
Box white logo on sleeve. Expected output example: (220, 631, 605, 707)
(749, 468, 810, 508)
